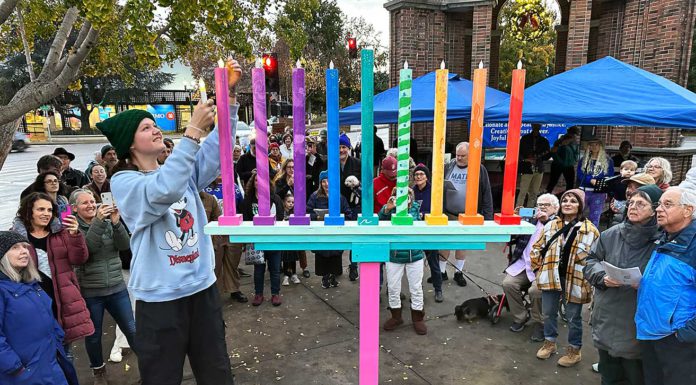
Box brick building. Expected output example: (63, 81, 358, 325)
(385, 0, 696, 183)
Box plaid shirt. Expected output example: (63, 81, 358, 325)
(530, 217, 599, 304)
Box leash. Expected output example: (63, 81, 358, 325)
(440, 254, 500, 304)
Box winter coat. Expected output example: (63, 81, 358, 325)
(305, 154, 325, 194)
(75, 215, 130, 292)
(413, 182, 431, 215)
(373, 174, 396, 213)
(519, 133, 551, 174)
(236, 152, 257, 187)
(442, 161, 494, 220)
(11, 219, 94, 343)
(0, 272, 77, 385)
(339, 156, 362, 210)
(378, 202, 424, 263)
(635, 221, 696, 342)
(83, 180, 111, 204)
(577, 156, 615, 189)
(306, 191, 355, 221)
(61, 167, 89, 190)
(239, 194, 285, 222)
(530, 217, 599, 304)
(584, 219, 660, 359)
(274, 177, 293, 200)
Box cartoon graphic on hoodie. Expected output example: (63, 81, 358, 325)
(164, 197, 198, 251)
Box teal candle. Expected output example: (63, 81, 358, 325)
(392, 61, 413, 226)
(359, 49, 377, 224)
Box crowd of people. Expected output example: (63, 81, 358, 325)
(1, 61, 694, 384)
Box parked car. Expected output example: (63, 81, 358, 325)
(12, 131, 30, 152)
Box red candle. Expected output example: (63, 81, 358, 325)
(495, 61, 526, 225)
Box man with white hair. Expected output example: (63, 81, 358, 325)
(635, 186, 696, 385)
(502, 193, 558, 340)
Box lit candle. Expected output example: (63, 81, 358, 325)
(425, 61, 449, 226)
(324, 61, 344, 226)
(252, 58, 275, 225)
(359, 49, 378, 225)
(459, 61, 487, 225)
(215, 58, 242, 225)
(198, 77, 207, 103)
(290, 60, 310, 225)
(392, 61, 413, 226)
(495, 61, 525, 225)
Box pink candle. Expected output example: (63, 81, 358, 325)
(215, 59, 242, 226)
(289, 60, 310, 225)
(252, 59, 275, 226)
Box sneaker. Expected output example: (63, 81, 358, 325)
(108, 349, 122, 363)
(530, 322, 545, 342)
(434, 291, 444, 303)
(592, 363, 599, 373)
(453, 271, 467, 287)
(441, 272, 449, 281)
(536, 340, 557, 359)
(230, 291, 249, 303)
(557, 346, 582, 367)
(282, 276, 290, 286)
(271, 294, 282, 306)
(329, 275, 340, 287)
(291, 274, 301, 284)
(321, 275, 331, 289)
(509, 322, 526, 332)
(349, 266, 359, 281)
(252, 294, 264, 306)
(302, 269, 311, 278)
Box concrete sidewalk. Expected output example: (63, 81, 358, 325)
(72, 244, 599, 385)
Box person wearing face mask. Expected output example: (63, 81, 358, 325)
(95, 59, 241, 384)
(531, 189, 599, 367)
(0, 231, 79, 385)
(584, 185, 663, 385)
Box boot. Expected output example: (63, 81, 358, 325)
(92, 364, 108, 385)
(383, 307, 403, 331)
(536, 340, 557, 359)
(411, 308, 427, 335)
(557, 346, 582, 367)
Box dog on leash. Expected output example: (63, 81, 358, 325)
(455, 295, 509, 323)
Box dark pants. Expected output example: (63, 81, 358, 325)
(640, 334, 696, 385)
(84, 288, 136, 368)
(254, 250, 281, 295)
(546, 163, 575, 193)
(425, 250, 442, 293)
(135, 284, 233, 385)
(598, 349, 644, 385)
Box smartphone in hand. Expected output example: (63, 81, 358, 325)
(519, 208, 537, 218)
(60, 205, 72, 221)
(101, 192, 114, 206)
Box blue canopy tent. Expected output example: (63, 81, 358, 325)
(485, 56, 696, 128)
(339, 71, 510, 125)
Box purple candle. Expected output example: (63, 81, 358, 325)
(252, 59, 275, 226)
(289, 60, 310, 225)
(215, 59, 242, 226)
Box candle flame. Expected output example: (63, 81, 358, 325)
(479, 61, 484, 69)
(198, 78, 206, 91)
(440, 61, 445, 70)
(517, 60, 523, 70)
(218, 59, 225, 68)
(255, 58, 262, 68)
(329, 61, 334, 69)
(403, 61, 409, 69)
(296, 59, 302, 68)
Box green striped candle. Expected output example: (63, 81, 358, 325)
(392, 61, 414, 226)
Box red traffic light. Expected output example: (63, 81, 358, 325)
(262, 54, 277, 71)
(347, 37, 356, 49)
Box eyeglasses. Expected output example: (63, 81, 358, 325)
(414, 172, 426, 177)
(536, 202, 552, 208)
(44, 179, 59, 184)
(657, 201, 682, 210)
(646, 164, 662, 170)
(627, 200, 651, 210)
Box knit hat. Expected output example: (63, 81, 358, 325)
(0, 231, 28, 260)
(414, 163, 431, 181)
(339, 134, 351, 148)
(636, 184, 663, 204)
(561, 188, 585, 216)
(96, 109, 156, 159)
(269, 142, 280, 150)
(381, 156, 397, 179)
(100, 145, 115, 158)
(622, 173, 655, 186)
(319, 170, 328, 182)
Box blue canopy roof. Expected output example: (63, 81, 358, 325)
(485, 56, 696, 128)
(339, 71, 510, 125)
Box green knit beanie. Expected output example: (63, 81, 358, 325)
(96, 109, 156, 159)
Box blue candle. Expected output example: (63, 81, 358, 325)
(324, 61, 344, 226)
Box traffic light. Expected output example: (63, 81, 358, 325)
(347, 37, 357, 59)
(262, 53, 279, 93)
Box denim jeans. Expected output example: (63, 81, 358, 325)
(541, 290, 583, 348)
(425, 250, 442, 292)
(84, 288, 137, 368)
(254, 250, 281, 295)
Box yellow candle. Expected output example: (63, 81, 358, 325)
(459, 61, 487, 225)
(425, 61, 449, 226)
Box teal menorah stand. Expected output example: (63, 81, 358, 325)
(206, 220, 534, 385)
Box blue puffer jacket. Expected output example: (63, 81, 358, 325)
(635, 221, 696, 342)
(0, 272, 72, 385)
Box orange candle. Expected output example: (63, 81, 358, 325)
(495, 61, 526, 225)
(459, 62, 487, 225)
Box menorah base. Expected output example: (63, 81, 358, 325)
(289, 215, 311, 226)
(358, 215, 379, 226)
(459, 213, 484, 225)
(218, 214, 243, 226)
(494, 213, 522, 225)
(391, 215, 414, 226)
(324, 214, 345, 226)
(424, 214, 448, 226)
(253, 215, 276, 226)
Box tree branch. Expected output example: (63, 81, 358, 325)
(40, 7, 79, 80)
(0, 0, 19, 26)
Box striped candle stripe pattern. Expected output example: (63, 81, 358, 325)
(392, 63, 413, 225)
